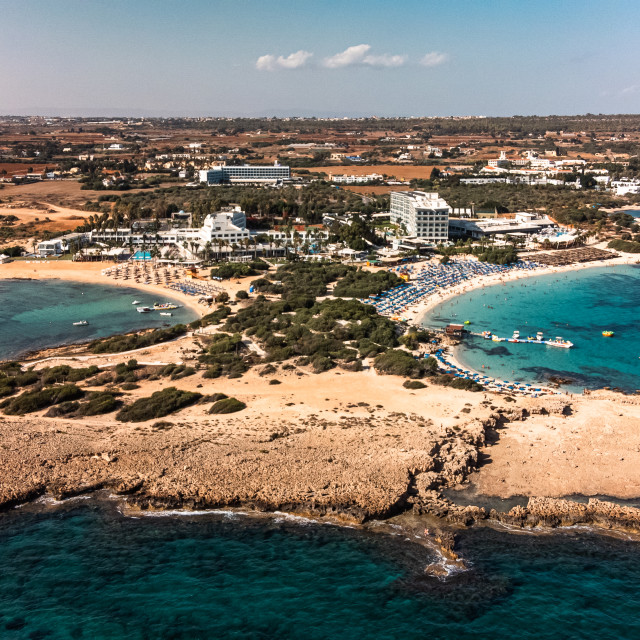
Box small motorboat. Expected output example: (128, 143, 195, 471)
(153, 302, 179, 310)
(547, 336, 573, 348)
(132, 300, 141, 305)
(72, 320, 89, 326)
(136, 306, 152, 313)
(159, 312, 172, 316)
(602, 330, 615, 337)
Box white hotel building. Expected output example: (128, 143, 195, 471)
(199, 163, 291, 185)
(390, 191, 450, 242)
(89, 208, 250, 250)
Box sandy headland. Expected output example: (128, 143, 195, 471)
(2, 255, 640, 538)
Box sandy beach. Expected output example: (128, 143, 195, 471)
(0, 259, 212, 318)
(403, 252, 638, 327)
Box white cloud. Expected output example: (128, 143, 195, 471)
(621, 84, 638, 95)
(323, 44, 371, 68)
(323, 44, 407, 68)
(256, 54, 277, 71)
(256, 50, 313, 71)
(362, 53, 407, 68)
(420, 51, 449, 67)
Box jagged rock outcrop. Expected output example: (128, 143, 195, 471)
(492, 497, 640, 533)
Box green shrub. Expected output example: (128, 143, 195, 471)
(209, 397, 246, 414)
(90, 325, 187, 354)
(608, 239, 640, 253)
(433, 375, 484, 392)
(202, 392, 228, 402)
(120, 382, 140, 390)
(40, 365, 99, 385)
(236, 290, 249, 300)
(3, 384, 84, 415)
(78, 392, 121, 416)
(311, 355, 334, 373)
(374, 351, 436, 378)
(332, 269, 403, 298)
(268, 379, 282, 385)
(403, 380, 426, 389)
(116, 387, 202, 422)
(211, 263, 258, 279)
(45, 401, 80, 417)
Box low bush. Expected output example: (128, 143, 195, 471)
(2, 384, 84, 415)
(259, 364, 277, 376)
(209, 397, 246, 414)
(210, 261, 266, 280)
(116, 387, 202, 422)
(78, 392, 121, 416)
(433, 375, 484, 392)
(40, 365, 100, 385)
(403, 380, 426, 389)
(332, 269, 403, 298)
(90, 325, 187, 354)
(44, 392, 121, 417)
(608, 239, 640, 253)
(374, 351, 437, 378)
(161, 364, 196, 380)
(119, 382, 140, 390)
(201, 392, 228, 402)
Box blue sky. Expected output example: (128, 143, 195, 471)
(1, 0, 639, 117)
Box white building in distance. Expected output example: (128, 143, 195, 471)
(90, 208, 250, 252)
(331, 173, 383, 184)
(199, 163, 290, 185)
(390, 191, 450, 242)
(611, 179, 640, 196)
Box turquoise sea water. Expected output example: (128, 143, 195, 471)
(422, 264, 640, 392)
(0, 502, 639, 639)
(0, 279, 198, 360)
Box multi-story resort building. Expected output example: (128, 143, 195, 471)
(88, 209, 250, 252)
(199, 163, 290, 185)
(390, 191, 450, 242)
(39, 207, 329, 259)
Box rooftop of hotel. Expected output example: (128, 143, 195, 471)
(392, 190, 450, 209)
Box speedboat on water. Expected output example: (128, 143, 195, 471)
(132, 300, 141, 305)
(159, 312, 172, 316)
(546, 336, 573, 348)
(136, 306, 152, 313)
(153, 302, 179, 310)
(72, 320, 89, 326)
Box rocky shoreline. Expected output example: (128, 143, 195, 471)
(4, 400, 640, 541)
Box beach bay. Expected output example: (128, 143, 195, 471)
(422, 264, 640, 392)
(0, 279, 198, 360)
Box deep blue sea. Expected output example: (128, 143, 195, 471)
(0, 280, 198, 360)
(0, 502, 639, 639)
(422, 264, 640, 392)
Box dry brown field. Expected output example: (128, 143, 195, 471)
(0, 163, 56, 176)
(293, 164, 443, 180)
(302, 165, 444, 180)
(2, 180, 173, 208)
